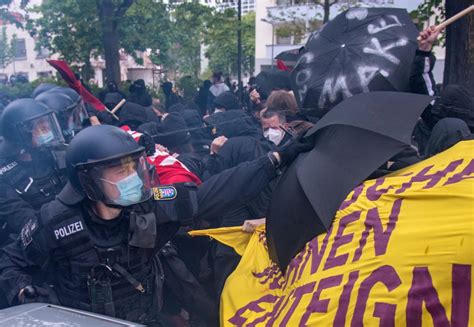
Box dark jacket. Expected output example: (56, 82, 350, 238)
(0, 152, 67, 247)
(424, 118, 472, 157)
(205, 111, 276, 226)
(409, 49, 437, 97)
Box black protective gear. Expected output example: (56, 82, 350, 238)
(31, 83, 57, 98)
(19, 284, 60, 305)
(278, 134, 314, 167)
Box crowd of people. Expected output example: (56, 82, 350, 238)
(0, 25, 471, 327)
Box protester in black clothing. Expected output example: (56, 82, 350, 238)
(424, 118, 472, 157)
(196, 80, 212, 117)
(118, 102, 160, 130)
(162, 82, 182, 111)
(167, 103, 185, 114)
(181, 108, 211, 157)
(413, 85, 474, 155)
(129, 79, 152, 107)
(213, 91, 240, 113)
(99, 81, 127, 102)
(206, 110, 274, 175)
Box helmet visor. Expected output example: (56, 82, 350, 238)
(58, 100, 89, 138)
(77, 151, 153, 206)
(20, 112, 65, 148)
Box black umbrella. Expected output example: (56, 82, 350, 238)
(266, 92, 433, 271)
(255, 69, 292, 100)
(275, 47, 304, 66)
(291, 7, 418, 117)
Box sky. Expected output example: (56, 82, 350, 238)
(392, 0, 424, 12)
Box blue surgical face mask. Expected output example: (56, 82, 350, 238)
(35, 131, 55, 145)
(113, 172, 144, 206)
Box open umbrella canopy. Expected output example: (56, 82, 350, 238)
(275, 47, 304, 69)
(255, 69, 292, 99)
(266, 92, 433, 271)
(291, 7, 418, 117)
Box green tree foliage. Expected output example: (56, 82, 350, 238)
(0, 0, 25, 27)
(27, 0, 175, 82)
(0, 26, 13, 68)
(166, 2, 213, 77)
(27, 0, 102, 79)
(120, 0, 171, 66)
(205, 10, 255, 76)
(26, 0, 255, 81)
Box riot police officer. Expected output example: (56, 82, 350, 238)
(0, 99, 67, 247)
(36, 90, 89, 143)
(0, 124, 311, 325)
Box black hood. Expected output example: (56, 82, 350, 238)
(431, 85, 474, 130)
(205, 110, 260, 139)
(118, 102, 158, 129)
(425, 118, 472, 157)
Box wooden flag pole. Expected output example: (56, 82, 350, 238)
(417, 5, 474, 41)
(111, 99, 126, 114)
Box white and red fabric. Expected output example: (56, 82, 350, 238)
(121, 126, 202, 185)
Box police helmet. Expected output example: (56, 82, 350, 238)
(36, 91, 88, 141)
(51, 87, 82, 105)
(0, 98, 65, 150)
(66, 125, 154, 206)
(31, 83, 58, 98)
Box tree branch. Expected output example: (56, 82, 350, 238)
(116, 0, 134, 17)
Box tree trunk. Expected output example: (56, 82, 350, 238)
(97, 0, 122, 84)
(443, 0, 474, 89)
(323, 0, 330, 23)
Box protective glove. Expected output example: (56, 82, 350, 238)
(19, 285, 60, 305)
(277, 134, 314, 167)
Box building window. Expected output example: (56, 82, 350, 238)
(35, 40, 50, 58)
(37, 71, 53, 79)
(13, 38, 27, 60)
(0, 74, 8, 85)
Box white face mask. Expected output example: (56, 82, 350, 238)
(264, 128, 285, 145)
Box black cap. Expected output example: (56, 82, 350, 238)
(151, 112, 190, 148)
(214, 91, 239, 111)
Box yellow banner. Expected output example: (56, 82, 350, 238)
(191, 140, 474, 326)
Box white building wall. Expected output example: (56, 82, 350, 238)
(0, 0, 56, 82)
(255, 0, 276, 75)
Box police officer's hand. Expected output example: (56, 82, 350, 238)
(277, 134, 314, 167)
(18, 285, 60, 305)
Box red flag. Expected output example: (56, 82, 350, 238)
(276, 59, 291, 72)
(47, 60, 106, 111)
